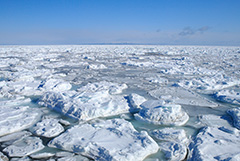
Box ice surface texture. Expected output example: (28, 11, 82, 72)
(39, 81, 130, 121)
(189, 126, 240, 161)
(135, 101, 189, 126)
(0, 106, 41, 136)
(48, 118, 159, 161)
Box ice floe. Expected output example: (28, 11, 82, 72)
(151, 128, 189, 161)
(214, 89, 240, 105)
(31, 118, 64, 138)
(227, 107, 240, 130)
(3, 136, 44, 157)
(39, 81, 130, 120)
(0, 106, 41, 136)
(189, 126, 240, 161)
(134, 101, 189, 126)
(48, 119, 159, 161)
(127, 93, 146, 112)
(149, 86, 218, 107)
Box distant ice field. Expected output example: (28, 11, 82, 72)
(0, 45, 240, 160)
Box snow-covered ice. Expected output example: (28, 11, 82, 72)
(214, 89, 240, 105)
(149, 86, 218, 107)
(1, 45, 240, 160)
(48, 118, 159, 161)
(189, 126, 240, 161)
(0, 106, 41, 136)
(135, 101, 189, 126)
(31, 118, 64, 138)
(39, 81, 130, 120)
(227, 107, 240, 130)
(3, 136, 44, 157)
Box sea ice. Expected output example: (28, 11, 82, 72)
(127, 93, 147, 112)
(151, 128, 189, 161)
(48, 119, 159, 161)
(3, 137, 44, 157)
(0, 106, 41, 136)
(39, 82, 130, 120)
(134, 102, 189, 126)
(149, 86, 218, 107)
(214, 89, 240, 105)
(227, 107, 240, 130)
(151, 128, 188, 144)
(38, 78, 72, 92)
(159, 142, 187, 161)
(189, 126, 240, 161)
(31, 118, 64, 138)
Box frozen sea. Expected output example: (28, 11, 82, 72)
(0, 45, 240, 161)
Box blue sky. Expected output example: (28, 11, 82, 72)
(0, 0, 240, 45)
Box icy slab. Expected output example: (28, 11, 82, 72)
(135, 102, 189, 126)
(57, 155, 90, 161)
(31, 118, 64, 138)
(198, 114, 234, 130)
(0, 152, 8, 161)
(159, 142, 187, 161)
(38, 78, 72, 92)
(227, 107, 240, 130)
(30, 152, 55, 159)
(179, 74, 240, 93)
(127, 93, 147, 112)
(151, 128, 188, 144)
(3, 137, 44, 157)
(48, 119, 159, 161)
(189, 127, 240, 161)
(0, 131, 32, 148)
(76, 81, 128, 95)
(39, 82, 130, 121)
(10, 157, 31, 161)
(151, 128, 189, 161)
(214, 89, 240, 105)
(149, 86, 218, 107)
(0, 106, 41, 136)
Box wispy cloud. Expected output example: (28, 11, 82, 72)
(179, 26, 210, 36)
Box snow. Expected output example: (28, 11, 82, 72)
(0, 106, 41, 136)
(135, 102, 189, 126)
(149, 86, 218, 107)
(39, 82, 130, 121)
(189, 126, 240, 161)
(48, 118, 159, 161)
(151, 128, 189, 161)
(214, 89, 240, 105)
(31, 118, 64, 138)
(3, 136, 44, 157)
(127, 93, 147, 112)
(0, 45, 240, 160)
(227, 107, 240, 130)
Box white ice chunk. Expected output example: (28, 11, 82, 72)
(189, 127, 240, 161)
(179, 74, 240, 92)
(149, 86, 218, 107)
(38, 78, 72, 92)
(135, 102, 189, 126)
(31, 118, 64, 138)
(57, 155, 90, 161)
(30, 152, 55, 159)
(3, 137, 44, 157)
(214, 89, 240, 105)
(0, 106, 42, 136)
(128, 93, 147, 112)
(159, 142, 187, 161)
(39, 82, 130, 121)
(227, 107, 240, 130)
(151, 128, 188, 144)
(48, 119, 159, 161)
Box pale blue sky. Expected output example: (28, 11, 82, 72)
(0, 0, 240, 45)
